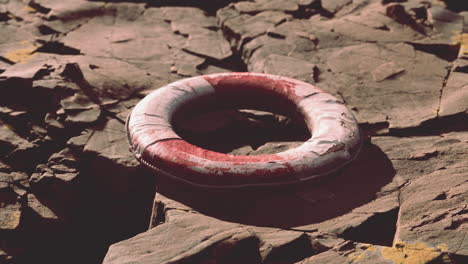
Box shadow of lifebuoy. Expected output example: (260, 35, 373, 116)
(155, 140, 395, 228)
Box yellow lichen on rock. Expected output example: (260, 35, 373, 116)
(348, 251, 366, 262)
(450, 31, 468, 57)
(436, 244, 448, 252)
(381, 241, 448, 264)
(4, 41, 37, 63)
(365, 244, 377, 252)
(347, 244, 378, 262)
(459, 33, 468, 57)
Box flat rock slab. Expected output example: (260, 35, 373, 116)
(105, 201, 343, 264)
(104, 131, 467, 263)
(439, 58, 468, 116)
(300, 241, 456, 264)
(326, 42, 447, 128)
(83, 119, 140, 168)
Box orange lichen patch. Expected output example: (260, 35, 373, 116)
(381, 241, 448, 264)
(4, 41, 37, 63)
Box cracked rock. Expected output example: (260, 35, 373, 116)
(26, 193, 58, 221)
(301, 241, 455, 264)
(35, 0, 105, 33)
(321, 0, 353, 14)
(326, 42, 447, 128)
(397, 165, 467, 254)
(60, 56, 154, 104)
(371, 61, 405, 82)
(219, 9, 291, 49)
(0, 123, 39, 170)
(429, 6, 464, 44)
(83, 119, 139, 168)
(64, 107, 101, 124)
(316, 4, 426, 43)
(184, 28, 232, 60)
(261, 54, 318, 83)
(60, 93, 101, 124)
(160, 7, 217, 28)
(373, 132, 468, 181)
(0, 25, 38, 64)
(171, 50, 206, 77)
(107, 196, 338, 264)
(439, 70, 468, 117)
(60, 93, 95, 111)
(370, 132, 468, 255)
(0, 187, 22, 230)
(103, 213, 245, 264)
(0, 54, 48, 80)
(233, 0, 300, 13)
(30, 148, 80, 185)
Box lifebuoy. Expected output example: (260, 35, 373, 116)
(126, 73, 362, 188)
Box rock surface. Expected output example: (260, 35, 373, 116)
(0, 0, 467, 263)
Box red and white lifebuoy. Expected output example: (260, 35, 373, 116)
(126, 73, 362, 188)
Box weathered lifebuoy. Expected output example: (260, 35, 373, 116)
(126, 73, 362, 188)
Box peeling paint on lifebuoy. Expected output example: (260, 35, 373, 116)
(126, 73, 362, 188)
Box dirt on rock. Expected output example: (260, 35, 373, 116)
(0, 0, 467, 264)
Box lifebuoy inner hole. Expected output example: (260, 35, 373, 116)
(171, 89, 311, 154)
